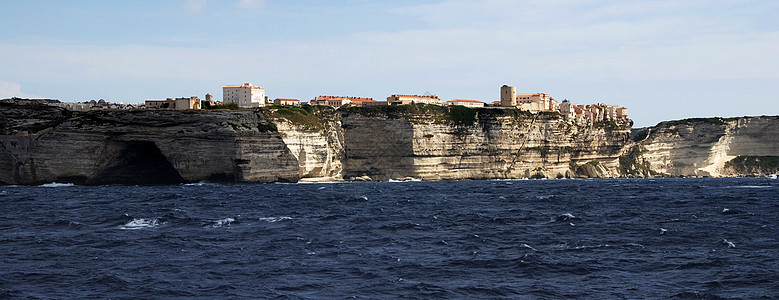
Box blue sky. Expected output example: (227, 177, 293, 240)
(1, 0, 777, 127)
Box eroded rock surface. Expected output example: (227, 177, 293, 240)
(1, 102, 298, 184)
(2, 99, 776, 185)
(625, 117, 779, 177)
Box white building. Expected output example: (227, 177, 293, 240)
(447, 99, 485, 108)
(560, 99, 575, 121)
(387, 94, 443, 106)
(274, 98, 300, 106)
(223, 83, 266, 108)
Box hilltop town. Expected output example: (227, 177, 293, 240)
(40, 82, 628, 126)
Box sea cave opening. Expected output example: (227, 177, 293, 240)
(90, 140, 184, 185)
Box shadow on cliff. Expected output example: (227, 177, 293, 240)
(87, 140, 184, 185)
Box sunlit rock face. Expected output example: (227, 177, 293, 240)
(629, 117, 779, 177)
(3, 99, 774, 185)
(339, 107, 630, 181)
(271, 114, 344, 181)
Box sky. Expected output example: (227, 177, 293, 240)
(1, 0, 777, 127)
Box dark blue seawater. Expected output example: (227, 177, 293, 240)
(1, 178, 777, 299)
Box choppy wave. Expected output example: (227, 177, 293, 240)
(210, 217, 236, 228)
(259, 216, 292, 223)
(552, 213, 578, 222)
(120, 218, 161, 230)
(1, 178, 776, 298)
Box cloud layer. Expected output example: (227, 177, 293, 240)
(1, 0, 776, 126)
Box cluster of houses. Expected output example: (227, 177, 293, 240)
(500, 85, 629, 125)
(53, 99, 138, 111)
(44, 82, 628, 125)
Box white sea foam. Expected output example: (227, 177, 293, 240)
(519, 243, 536, 251)
(40, 182, 75, 188)
(722, 239, 736, 248)
(259, 216, 292, 223)
(387, 178, 422, 183)
(726, 185, 771, 189)
(120, 218, 160, 230)
(296, 180, 341, 184)
(388, 178, 422, 182)
(211, 217, 235, 228)
(660, 228, 668, 234)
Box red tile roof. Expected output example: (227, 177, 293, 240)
(447, 99, 484, 103)
(391, 94, 440, 99)
(312, 96, 374, 101)
(223, 84, 264, 90)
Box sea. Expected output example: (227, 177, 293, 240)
(0, 178, 777, 299)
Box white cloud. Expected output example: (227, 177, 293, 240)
(0, 0, 776, 125)
(0, 80, 39, 99)
(236, 0, 265, 9)
(182, 0, 207, 14)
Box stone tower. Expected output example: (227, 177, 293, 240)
(205, 93, 213, 102)
(500, 85, 517, 107)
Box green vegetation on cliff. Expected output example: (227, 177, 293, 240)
(724, 156, 779, 175)
(263, 104, 335, 130)
(340, 104, 539, 126)
(660, 117, 738, 127)
(340, 103, 449, 122)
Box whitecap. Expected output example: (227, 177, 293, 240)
(728, 186, 770, 189)
(120, 218, 160, 230)
(211, 217, 235, 228)
(259, 216, 292, 223)
(519, 243, 536, 251)
(660, 228, 668, 235)
(722, 239, 736, 248)
(388, 178, 422, 182)
(572, 244, 610, 250)
(40, 182, 75, 188)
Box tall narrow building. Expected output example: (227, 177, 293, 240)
(500, 85, 517, 107)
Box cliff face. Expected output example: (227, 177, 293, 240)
(4, 99, 773, 185)
(0, 102, 299, 185)
(340, 106, 630, 181)
(267, 106, 344, 181)
(625, 117, 779, 177)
